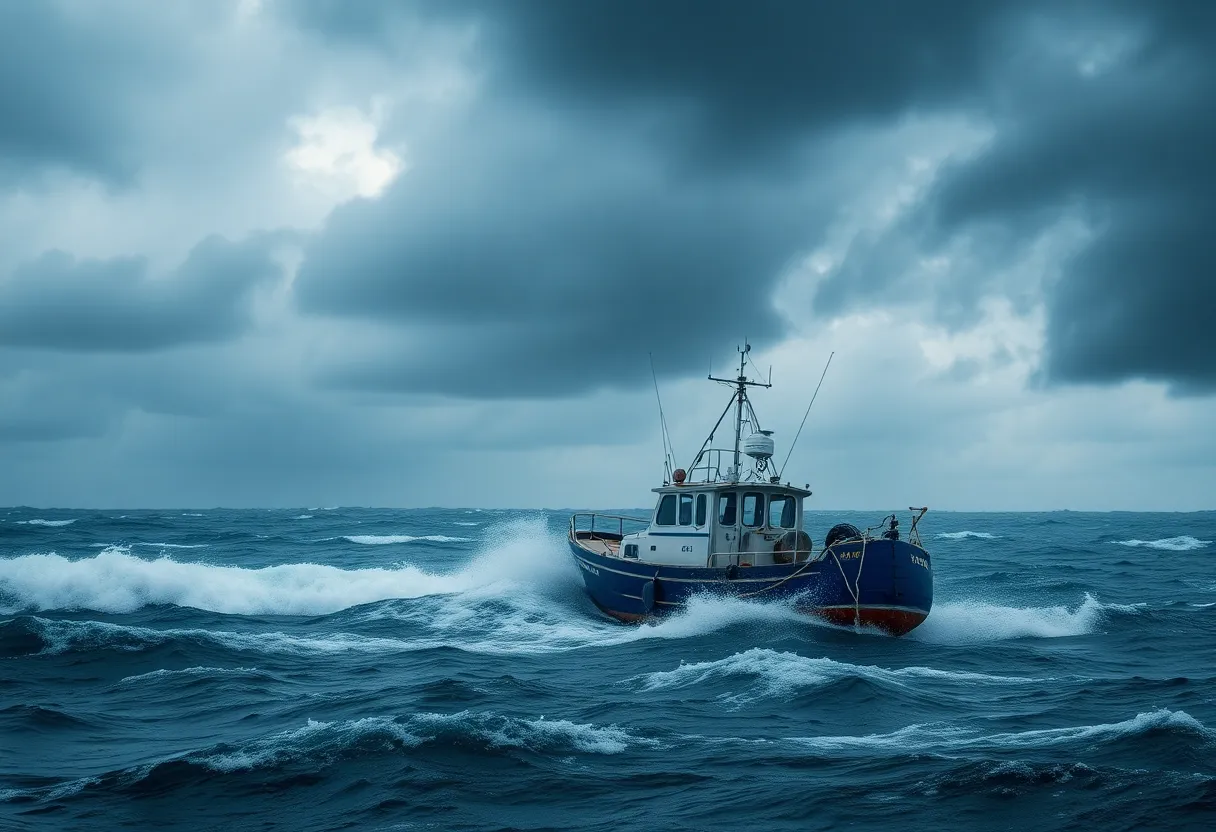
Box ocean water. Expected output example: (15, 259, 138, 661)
(2, 507, 1214, 831)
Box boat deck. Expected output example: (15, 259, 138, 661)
(577, 538, 620, 556)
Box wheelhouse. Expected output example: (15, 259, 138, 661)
(613, 481, 813, 568)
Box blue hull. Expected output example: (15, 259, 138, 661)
(569, 536, 933, 635)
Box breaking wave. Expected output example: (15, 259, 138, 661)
(342, 534, 472, 545)
(0, 521, 546, 615)
(195, 712, 656, 771)
(1114, 536, 1210, 552)
(15, 518, 77, 527)
(0, 711, 656, 804)
(789, 708, 1212, 756)
(909, 594, 1134, 644)
(631, 647, 1035, 698)
(937, 531, 999, 540)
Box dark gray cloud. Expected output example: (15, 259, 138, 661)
(0, 234, 284, 352)
(348, 0, 1213, 395)
(821, 3, 1216, 391)
(284, 0, 1036, 397)
(0, 3, 183, 185)
(295, 109, 824, 397)
(287, 0, 1022, 172)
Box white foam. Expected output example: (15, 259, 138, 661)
(371, 592, 814, 657)
(135, 542, 209, 549)
(343, 534, 471, 545)
(2, 546, 492, 615)
(936, 531, 999, 540)
(0, 519, 553, 616)
(789, 708, 1211, 755)
(909, 593, 1132, 644)
(972, 708, 1212, 749)
(294, 514, 314, 519)
(199, 711, 653, 772)
(181, 513, 205, 517)
(632, 647, 1034, 698)
(454, 522, 479, 526)
(1115, 536, 1210, 551)
(15, 519, 77, 527)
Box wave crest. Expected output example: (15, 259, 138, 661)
(631, 647, 1034, 698)
(910, 594, 1135, 644)
(790, 708, 1212, 755)
(342, 534, 471, 545)
(0, 518, 559, 615)
(1115, 536, 1210, 551)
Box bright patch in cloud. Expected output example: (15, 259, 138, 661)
(285, 107, 404, 201)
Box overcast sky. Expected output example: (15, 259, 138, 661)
(1, 0, 1213, 511)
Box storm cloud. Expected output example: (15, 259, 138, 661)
(0, 2, 187, 185)
(0, 0, 1212, 509)
(285, 0, 1216, 395)
(0, 235, 284, 352)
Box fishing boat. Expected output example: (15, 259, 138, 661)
(568, 346, 933, 636)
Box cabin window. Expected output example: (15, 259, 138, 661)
(695, 494, 707, 526)
(742, 492, 764, 527)
(624, 544, 638, 558)
(678, 494, 694, 526)
(655, 495, 677, 526)
(718, 493, 737, 526)
(768, 494, 796, 529)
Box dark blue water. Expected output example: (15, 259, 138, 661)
(2, 507, 1214, 831)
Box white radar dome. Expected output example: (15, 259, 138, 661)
(743, 431, 775, 461)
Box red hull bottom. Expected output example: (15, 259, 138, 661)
(808, 605, 928, 637)
(591, 599, 928, 637)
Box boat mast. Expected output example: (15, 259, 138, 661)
(731, 347, 747, 476)
(708, 343, 770, 482)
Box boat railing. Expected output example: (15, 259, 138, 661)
(688, 448, 734, 483)
(569, 512, 651, 541)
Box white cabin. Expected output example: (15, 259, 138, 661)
(617, 481, 812, 568)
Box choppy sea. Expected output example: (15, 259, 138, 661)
(2, 507, 1214, 831)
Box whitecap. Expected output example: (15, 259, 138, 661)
(909, 593, 1133, 644)
(0, 547, 481, 616)
(789, 708, 1211, 755)
(1114, 536, 1210, 551)
(936, 531, 998, 540)
(343, 534, 471, 545)
(293, 514, 314, 520)
(0, 522, 544, 617)
(200, 711, 655, 772)
(631, 647, 1035, 698)
(132, 542, 209, 549)
(15, 519, 77, 527)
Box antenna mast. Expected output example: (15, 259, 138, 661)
(708, 343, 771, 481)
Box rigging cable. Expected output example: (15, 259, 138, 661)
(649, 353, 676, 480)
(778, 351, 834, 478)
